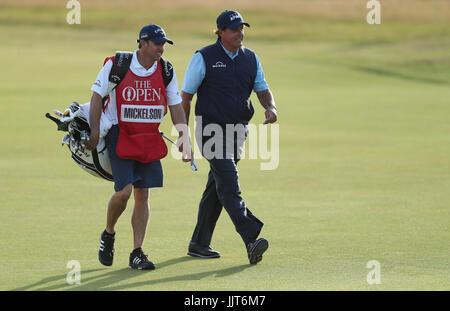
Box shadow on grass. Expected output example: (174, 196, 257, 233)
(105, 262, 252, 291)
(9, 256, 253, 291)
(10, 268, 107, 291)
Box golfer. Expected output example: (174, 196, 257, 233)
(181, 10, 277, 264)
(86, 24, 193, 270)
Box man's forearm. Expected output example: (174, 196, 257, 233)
(89, 92, 103, 135)
(85, 92, 103, 150)
(169, 103, 189, 135)
(181, 91, 194, 125)
(169, 103, 193, 160)
(256, 89, 276, 111)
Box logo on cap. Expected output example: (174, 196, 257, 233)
(230, 13, 241, 21)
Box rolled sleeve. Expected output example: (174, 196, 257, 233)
(253, 54, 269, 92)
(91, 60, 112, 97)
(181, 52, 206, 94)
(166, 68, 182, 106)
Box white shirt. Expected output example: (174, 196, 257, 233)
(91, 50, 182, 125)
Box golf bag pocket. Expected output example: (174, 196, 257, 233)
(116, 130, 168, 163)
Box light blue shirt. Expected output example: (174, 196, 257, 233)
(182, 41, 269, 94)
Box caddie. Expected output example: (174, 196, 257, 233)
(86, 24, 193, 270)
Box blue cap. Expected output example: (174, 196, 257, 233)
(216, 10, 250, 30)
(137, 24, 173, 45)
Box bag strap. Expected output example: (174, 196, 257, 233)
(159, 57, 174, 87)
(109, 52, 133, 84)
(102, 52, 133, 105)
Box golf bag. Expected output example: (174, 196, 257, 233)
(46, 102, 114, 181)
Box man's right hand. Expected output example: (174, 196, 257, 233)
(85, 132, 99, 151)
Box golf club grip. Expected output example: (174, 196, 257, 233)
(161, 132, 198, 171)
(45, 112, 60, 124)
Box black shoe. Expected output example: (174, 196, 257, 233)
(247, 238, 269, 264)
(98, 230, 115, 266)
(187, 242, 220, 258)
(128, 248, 155, 270)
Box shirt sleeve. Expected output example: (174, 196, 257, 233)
(166, 68, 182, 106)
(90, 59, 113, 97)
(181, 52, 206, 95)
(253, 54, 269, 93)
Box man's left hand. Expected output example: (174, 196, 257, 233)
(177, 137, 194, 164)
(263, 107, 277, 124)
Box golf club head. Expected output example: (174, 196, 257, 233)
(62, 134, 70, 146)
(69, 102, 80, 113)
(68, 122, 79, 134)
(80, 130, 90, 142)
(191, 160, 198, 171)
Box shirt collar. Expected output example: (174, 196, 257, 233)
(218, 40, 239, 60)
(131, 50, 158, 76)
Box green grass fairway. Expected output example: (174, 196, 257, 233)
(1, 0, 449, 291)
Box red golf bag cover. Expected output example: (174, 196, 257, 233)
(113, 61, 168, 163)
